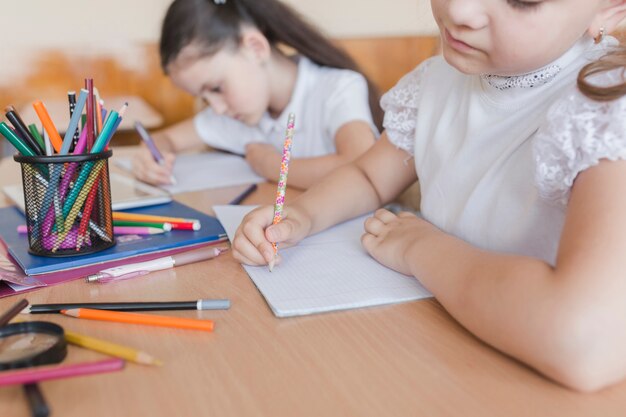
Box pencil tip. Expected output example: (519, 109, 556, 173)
(20, 306, 30, 314)
(61, 309, 79, 317)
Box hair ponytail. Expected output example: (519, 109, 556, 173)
(160, 0, 383, 129)
(578, 47, 626, 101)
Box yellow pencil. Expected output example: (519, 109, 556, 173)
(65, 330, 162, 366)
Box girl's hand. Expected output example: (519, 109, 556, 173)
(132, 148, 176, 185)
(361, 209, 439, 276)
(232, 205, 312, 266)
(245, 143, 280, 178)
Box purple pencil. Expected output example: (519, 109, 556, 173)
(0, 358, 125, 386)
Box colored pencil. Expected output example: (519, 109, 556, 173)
(27, 123, 46, 151)
(0, 358, 124, 387)
(113, 220, 172, 231)
(61, 89, 88, 154)
(113, 226, 166, 235)
(61, 308, 215, 332)
(0, 298, 29, 326)
(32, 101, 63, 153)
(65, 330, 162, 366)
(112, 212, 199, 224)
(269, 113, 295, 271)
(0, 122, 38, 156)
(4, 105, 44, 155)
(85, 78, 95, 150)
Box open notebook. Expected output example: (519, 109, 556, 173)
(213, 205, 432, 318)
(115, 152, 265, 194)
(3, 172, 171, 213)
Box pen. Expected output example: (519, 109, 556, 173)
(21, 299, 231, 314)
(135, 121, 177, 185)
(85, 246, 227, 283)
(229, 183, 258, 205)
(23, 384, 50, 417)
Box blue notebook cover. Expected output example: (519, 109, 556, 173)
(0, 201, 226, 275)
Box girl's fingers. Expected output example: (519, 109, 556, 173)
(232, 234, 267, 265)
(373, 208, 397, 223)
(363, 216, 385, 236)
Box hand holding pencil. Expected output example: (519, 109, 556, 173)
(231, 113, 314, 269)
(267, 113, 296, 271)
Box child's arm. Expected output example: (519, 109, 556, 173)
(132, 118, 205, 185)
(232, 133, 416, 265)
(363, 159, 626, 392)
(245, 121, 376, 189)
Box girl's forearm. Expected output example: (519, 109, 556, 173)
(292, 136, 417, 236)
(404, 232, 622, 391)
(273, 154, 354, 190)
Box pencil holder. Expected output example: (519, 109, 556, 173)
(13, 150, 116, 257)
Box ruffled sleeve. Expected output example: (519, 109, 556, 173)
(534, 70, 626, 205)
(380, 59, 433, 155)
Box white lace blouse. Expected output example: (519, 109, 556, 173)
(534, 68, 626, 205)
(380, 36, 618, 264)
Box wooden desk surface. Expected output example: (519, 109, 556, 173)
(1, 150, 626, 417)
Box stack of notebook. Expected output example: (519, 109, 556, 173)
(0, 201, 226, 298)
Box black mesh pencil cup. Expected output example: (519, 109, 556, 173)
(14, 150, 115, 257)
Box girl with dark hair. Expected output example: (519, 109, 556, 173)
(133, 0, 380, 189)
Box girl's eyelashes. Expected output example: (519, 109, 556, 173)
(200, 84, 222, 95)
(506, 0, 542, 10)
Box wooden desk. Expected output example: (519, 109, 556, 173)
(1, 150, 626, 417)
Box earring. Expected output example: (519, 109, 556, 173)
(594, 27, 605, 44)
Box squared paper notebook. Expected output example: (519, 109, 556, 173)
(0, 201, 226, 276)
(213, 205, 432, 318)
(115, 152, 265, 194)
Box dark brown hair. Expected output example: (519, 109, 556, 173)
(578, 47, 626, 101)
(160, 0, 383, 129)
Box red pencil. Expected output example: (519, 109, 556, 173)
(76, 170, 102, 250)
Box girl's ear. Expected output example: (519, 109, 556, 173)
(589, 0, 626, 37)
(239, 26, 272, 64)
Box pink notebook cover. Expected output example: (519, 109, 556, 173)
(0, 238, 224, 298)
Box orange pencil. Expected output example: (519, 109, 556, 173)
(32, 101, 63, 152)
(61, 308, 214, 332)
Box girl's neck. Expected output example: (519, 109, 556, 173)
(266, 49, 298, 119)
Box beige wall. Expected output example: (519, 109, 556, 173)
(0, 0, 437, 81)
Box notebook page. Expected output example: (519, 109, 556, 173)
(115, 152, 265, 194)
(214, 205, 432, 317)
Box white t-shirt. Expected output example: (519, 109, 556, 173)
(381, 36, 616, 265)
(193, 56, 378, 158)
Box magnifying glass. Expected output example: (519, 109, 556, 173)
(0, 321, 67, 370)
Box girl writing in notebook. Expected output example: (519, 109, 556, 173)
(133, 0, 379, 189)
(232, 0, 626, 391)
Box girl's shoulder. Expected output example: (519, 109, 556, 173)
(534, 68, 626, 205)
(379, 56, 445, 155)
